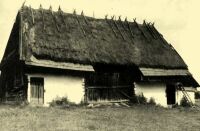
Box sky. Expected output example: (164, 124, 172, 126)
(0, 0, 200, 84)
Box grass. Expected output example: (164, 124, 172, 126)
(0, 104, 200, 131)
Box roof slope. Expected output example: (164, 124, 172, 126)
(19, 6, 187, 69)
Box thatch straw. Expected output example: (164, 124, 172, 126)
(20, 6, 187, 69)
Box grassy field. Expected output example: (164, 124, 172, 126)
(0, 105, 200, 131)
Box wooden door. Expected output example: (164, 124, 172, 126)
(30, 77, 44, 105)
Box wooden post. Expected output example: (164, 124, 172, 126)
(19, 8, 23, 60)
(27, 76, 31, 103)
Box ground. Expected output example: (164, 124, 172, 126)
(0, 104, 200, 131)
(0, 102, 200, 131)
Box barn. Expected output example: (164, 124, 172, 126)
(0, 5, 199, 107)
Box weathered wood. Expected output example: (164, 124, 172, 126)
(39, 5, 45, 31)
(2, 49, 16, 61)
(29, 6, 35, 25)
(143, 20, 156, 39)
(105, 15, 118, 38)
(49, 6, 60, 32)
(18, 8, 24, 60)
(88, 100, 129, 104)
(58, 6, 68, 31)
(147, 23, 158, 39)
(73, 9, 86, 37)
(151, 24, 169, 44)
(125, 18, 135, 39)
(86, 85, 132, 89)
(111, 16, 125, 40)
(133, 18, 148, 40)
(118, 16, 130, 40)
(81, 11, 95, 38)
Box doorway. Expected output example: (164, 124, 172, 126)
(166, 84, 176, 105)
(30, 77, 44, 105)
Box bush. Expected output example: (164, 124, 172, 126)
(180, 97, 191, 107)
(148, 97, 156, 105)
(49, 96, 76, 107)
(195, 91, 200, 99)
(134, 94, 147, 104)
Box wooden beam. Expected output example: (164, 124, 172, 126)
(86, 85, 132, 89)
(123, 17, 135, 44)
(105, 15, 118, 38)
(19, 8, 23, 60)
(49, 6, 60, 32)
(81, 11, 89, 25)
(125, 17, 134, 39)
(133, 18, 148, 41)
(151, 24, 169, 44)
(88, 100, 129, 104)
(147, 23, 158, 39)
(58, 6, 68, 31)
(29, 6, 34, 25)
(21, 0, 26, 9)
(81, 11, 95, 38)
(118, 16, 129, 38)
(39, 4, 45, 31)
(143, 20, 156, 39)
(2, 50, 16, 61)
(111, 16, 125, 40)
(73, 9, 86, 37)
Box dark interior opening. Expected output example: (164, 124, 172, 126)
(166, 84, 176, 105)
(85, 72, 135, 101)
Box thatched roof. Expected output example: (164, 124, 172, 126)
(19, 6, 187, 69)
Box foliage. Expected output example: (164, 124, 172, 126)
(49, 96, 76, 107)
(148, 97, 156, 105)
(133, 94, 147, 104)
(0, 105, 200, 130)
(195, 91, 200, 99)
(180, 97, 191, 107)
(49, 96, 87, 108)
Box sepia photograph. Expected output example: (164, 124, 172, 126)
(0, 0, 200, 130)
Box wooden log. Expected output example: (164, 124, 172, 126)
(111, 16, 125, 40)
(143, 20, 156, 39)
(19, 8, 23, 60)
(81, 11, 95, 38)
(151, 24, 169, 44)
(73, 9, 86, 37)
(58, 6, 68, 30)
(105, 15, 118, 38)
(133, 18, 148, 41)
(121, 17, 135, 44)
(118, 16, 129, 38)
(29, 6, 34, 25)
(39, 5, 45, 31)
(49, 6, 60, 32)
